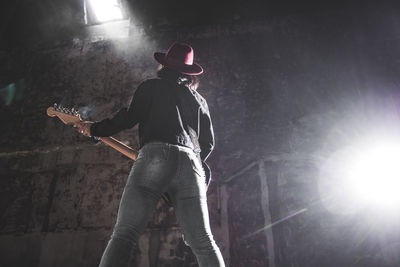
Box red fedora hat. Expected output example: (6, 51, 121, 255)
(154, 42, 203, 75)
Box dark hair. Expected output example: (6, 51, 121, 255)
(157, 67, 199, 90)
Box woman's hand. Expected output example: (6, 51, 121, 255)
(74, 121, 94, 137)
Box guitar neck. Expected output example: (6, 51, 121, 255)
(47, 106, 139, 161)
(99, 137, 138, 161)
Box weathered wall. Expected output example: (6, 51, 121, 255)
(0, 36, 212, 267)
(2, 3, 400, 267)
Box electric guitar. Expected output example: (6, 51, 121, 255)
(47, 104, 211, 203)
(46, 104, 138, 160)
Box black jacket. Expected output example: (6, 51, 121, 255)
(90, 78, 214, 161)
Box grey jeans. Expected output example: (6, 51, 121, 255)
(99, 142, 225, 267)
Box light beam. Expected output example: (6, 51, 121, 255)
(89, 0, 123, 23)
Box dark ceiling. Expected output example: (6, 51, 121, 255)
(0, 0, 398, 49)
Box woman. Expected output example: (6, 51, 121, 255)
(75, 42, 225, 267)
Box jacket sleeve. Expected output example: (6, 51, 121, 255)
(90, 82, 152, 137)
(199, 100, 215, 161)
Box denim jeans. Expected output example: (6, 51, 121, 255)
(99, 142, 225, 267)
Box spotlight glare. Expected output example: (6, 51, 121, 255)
(347, 142, 400, 207)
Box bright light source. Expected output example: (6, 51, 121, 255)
(319, 135, 400, 216)
(89, 0, 124, 23)
(346, 142, 400, 207)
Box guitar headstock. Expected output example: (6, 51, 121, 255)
(47, 103, 81, 125)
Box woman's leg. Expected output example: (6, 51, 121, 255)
(174, 195, 225, 267)
(172, 150, 225, 267)
(99, 144, 175, 267)
(99, 184, 161, 267)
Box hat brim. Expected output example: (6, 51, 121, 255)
(154, 52, 204, 75)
